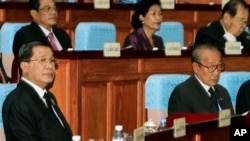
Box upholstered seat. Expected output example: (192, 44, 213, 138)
(0, 22, 28, 78)
(145, 74, 190, 123)
(0, 83, 17, 141)
(74, 22, 116, 50)
(155, 21, 184, 48)
(218, 71, 250, 107)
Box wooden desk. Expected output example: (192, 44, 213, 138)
(49, 49, 250, 141)
(145, 115, 247, 141)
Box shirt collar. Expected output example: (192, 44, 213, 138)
(194, 74, 213, 93)
(38, 24, 53, 37)
(21, 77, 47, 99)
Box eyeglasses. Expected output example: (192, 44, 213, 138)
(196, 62, 225, 73)
(233, 16, 248, 25)
(39, 6, 59, 13)
(26, 58, 57, 66)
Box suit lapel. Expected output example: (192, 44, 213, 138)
(189, 75, 219, 112)
(47, 92, 73, 136)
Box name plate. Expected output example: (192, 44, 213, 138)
(173, 117, 186, 138)
(94, 0, 110, 9)
(103, 43, 120, 57)
(218, 109, 231, 128)
(225, 42, 242, 55)
(165, 42, 181, 56)
(160, 0, 175, 9)
(133, 126, 144, 141)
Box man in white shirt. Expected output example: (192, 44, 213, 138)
(2, 41, 72, 141)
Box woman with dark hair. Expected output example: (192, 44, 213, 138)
(122, 0, 164, 50)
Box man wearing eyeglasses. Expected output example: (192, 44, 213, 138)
(195, 0, 250, 49)
(2, 41, 73, 141)
(168, 44, 234, 115)
(11, 0, 71, 82)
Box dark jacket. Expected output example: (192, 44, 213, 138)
(168, 75, 234, 115)
(2, 80, 73, 141)
(195, 20, 250, 48)
(13, 21, 72, 55)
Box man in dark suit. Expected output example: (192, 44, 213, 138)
(13, 0, 72, 54)
(12, 0, 72, 82)
(236, 80, 250, 115)
(2, 41, 72, 141)
(168, 44, 234, 115)
(195, 0, 250, 49)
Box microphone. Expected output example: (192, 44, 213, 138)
(121, 45, 134, 50)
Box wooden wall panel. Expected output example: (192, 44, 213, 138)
(50, 58, 79, 134)
(4, 9, 29, 21)
(223, 56, 250, 71)
(112, 81, 139, 133)
(80, 59, 138, 75)
(143, 58, 193, 74)
(197, 11, 221, 27)
(80, 83, 108, 141)
(162, 10, 194, 23)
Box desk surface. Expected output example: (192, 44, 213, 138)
(145, 115, 247, 141)
(54, 49, 250, 59)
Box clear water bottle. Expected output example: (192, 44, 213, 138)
(112, 125, 124, 141)
(157, 118, 167, 131)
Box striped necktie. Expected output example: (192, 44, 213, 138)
(48, 32, 58, 51)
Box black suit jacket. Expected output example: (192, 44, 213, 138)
(2, 80, 72, 141)
(168, 75, 234, 115)
(236, 80, 250, 114)
(13, 21, 72, 55)
(195, 20, 250, 48)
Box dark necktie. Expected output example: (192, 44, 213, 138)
(48, 32, 58, 51)
(208, 87, 219, 111)
(43, 93, 64, 127)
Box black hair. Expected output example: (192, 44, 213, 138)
(18, 41, 51, 63)
(131, 0, 161, 30)
(222, 0, 248, 17)
(29, 0, 40, 11)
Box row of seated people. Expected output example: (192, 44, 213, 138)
(0, 2, 250, 141)
(0, 0, 249, 82)
(0, 0, 183, 83)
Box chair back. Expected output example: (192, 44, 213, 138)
(0, 83, 17, 141)
(218, 71, 250, 107)
(155, 22, 184, 48)
(145, 74, 190, 123)
(74, 22, 116, 50)
(0, 22, 28, 78)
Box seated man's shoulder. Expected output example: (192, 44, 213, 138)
(240, 79, 250, 88)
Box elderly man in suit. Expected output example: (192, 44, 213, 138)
(12, 0, 71, 82)
(168, 44, 234, 115)
(195, 0, 250, 49)
(2, 41, 72, 141)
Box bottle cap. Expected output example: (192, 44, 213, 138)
(72, 135, 81, 141)
(160, 118, 166, 123)
(115, 125, 123, 131)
